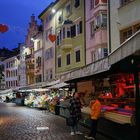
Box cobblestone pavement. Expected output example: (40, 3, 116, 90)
(0, 103, 111, 140)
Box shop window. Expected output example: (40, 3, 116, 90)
(66, 53, 71, 65)
(58, 57, 61, 67)
(75, 50, 80, 62)
(120, 27, 132, 43)
(74, 0, 80, 8)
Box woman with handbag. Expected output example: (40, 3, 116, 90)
(69, 92, 83, 135)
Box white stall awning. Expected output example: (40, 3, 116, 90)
(48, 82, 68, 89)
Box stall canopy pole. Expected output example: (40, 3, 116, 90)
(134, 68, 140, 140)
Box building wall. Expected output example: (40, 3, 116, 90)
(86, 0, 108, 64)
(25, 14, 39, 85)
(40, 5, 56, 82)
(110, 0, 140, 53)
(19, 44, 27, 87)
(55, 0, 85, 75)
(34, 34, 43, 83)
(4, 56, 19, 89)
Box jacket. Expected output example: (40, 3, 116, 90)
(90, 99, 101, 120)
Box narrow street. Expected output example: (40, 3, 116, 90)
(0, 103, 111, 140)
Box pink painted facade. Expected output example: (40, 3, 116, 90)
(86, 0, 108, 65)
(39, 5, 56, 82)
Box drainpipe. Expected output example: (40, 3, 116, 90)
(84, 0, 86, 66)
(108, 0, 111, 53)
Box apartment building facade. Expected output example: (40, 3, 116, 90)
(4, 56, 19, 89)
(18, 44, 27, 87)
(55, 0, 85, 76)
(33, 31, 43, 84)
(25, 14, 40, 85)
(39, 2, 56, 83)
(86, 0, 108, 64)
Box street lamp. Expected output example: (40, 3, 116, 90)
(52, 9, 56, 14)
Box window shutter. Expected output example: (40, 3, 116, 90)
(80, 21, 82, 33)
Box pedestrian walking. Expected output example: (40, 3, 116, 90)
(69, 92, 83, 135)
(85, 96, 101, 140)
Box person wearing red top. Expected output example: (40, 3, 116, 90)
(85, 96, 101, 140)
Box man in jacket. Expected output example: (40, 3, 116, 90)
(85, 96, 101, 140)
(69, 92, 83, 135)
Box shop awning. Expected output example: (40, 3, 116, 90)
(109, 30, 140, 65)
(48, 82, 69, 89)
(60, 57, 109, 82)
(0, 89, 13, 95)
(42, 80, 60, 87)
(33, 88, 49, 92)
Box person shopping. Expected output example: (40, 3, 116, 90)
(69, 92, 83, 135)
(85, 96, 101, 140)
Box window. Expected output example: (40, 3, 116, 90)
(95, 0, 99, 5)
(76, 21, 82, 35)
(74, 0, 80, 8)
(63, 27, 65, 39)
(56, 30, 62, 45)
(58, 57, 61, 67)
(71, 25, 76, 37)
(91, 51, 96, 62)
(66, 53, 71, 65)
(37, 41, 41, 50)
(67, 27, 71, 38)
(46, 14, 52, 23)
(101, 14, 107, 27)
(102, 48, 108, 57)
(134, 23, 140, 32)
(120, 27, 132, 43)
(66, 3, 71, 16)
(36, 57, 41, 67)
(75, 50, 80, 62)
(45, 48, 53, 60)
(50, 69, 53, 79)
(57, 35, 60, 45)
(120, 0, 133, 6)
(46, 70, 48, 81)
(90, 21, 95, 37)
(95, 15, 101, 28)
(46, 28, 52, 41)
(90, 0, 94, 9)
